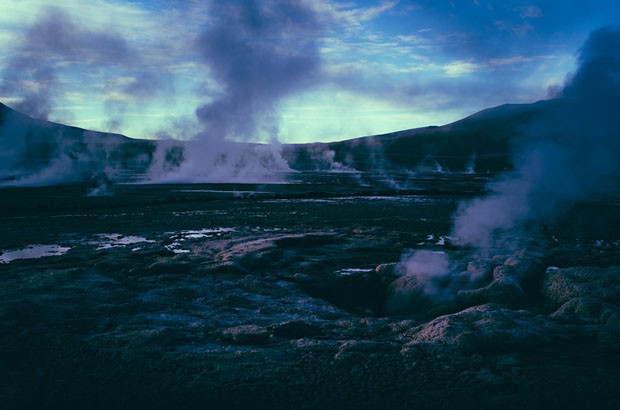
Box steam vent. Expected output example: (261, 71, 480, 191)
(2, 2, 620, 409)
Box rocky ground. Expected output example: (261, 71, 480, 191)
(1, 175, 620, 409)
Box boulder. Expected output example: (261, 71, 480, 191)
(374, 262, 405, 285)
(457, 275, 526, 308)
(402, 304, 555, 354)
(550, 297, 620, 325)
(466, 259, 494, 282)
(542, 266, 620, 309)
(493, 255, 543, 288)
(455, 254, 544, 309)
(385, 274, 441, 315)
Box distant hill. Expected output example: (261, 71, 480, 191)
(282, 99, 565, 173)
(0, 102, 155, 185)
(0, 99, 566, 185)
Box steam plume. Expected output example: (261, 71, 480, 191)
(452, 26, 620, 251)
(194, 0, 322, 141)
(398, 27, 620, 304)
(149, 0, 325, 182)
(0, 8, 170, 187)
(0, 8, 132, 120)
(0, 7, 169, 129)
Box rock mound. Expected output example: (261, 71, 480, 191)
(402, 304, 555, 354)
(543, 266, 620, 309)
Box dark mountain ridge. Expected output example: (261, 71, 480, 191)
(282, 99, 564, 173)
(0, 98, 565, 185)
(0, 102, 155, 185)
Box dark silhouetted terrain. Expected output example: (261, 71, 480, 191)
(1, 100, 620, 410)
(1, 98, 567, 185)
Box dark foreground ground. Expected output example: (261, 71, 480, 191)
(1, 173, 620, 409)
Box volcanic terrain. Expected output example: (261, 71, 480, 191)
(1, 101, 620, 409)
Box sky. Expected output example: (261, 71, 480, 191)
(0, 0, 619, 143)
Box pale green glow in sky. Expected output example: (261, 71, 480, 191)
(278, 90, 464, 143)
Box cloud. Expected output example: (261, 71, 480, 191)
(487, 55, 534, 66)
(518, 6, 544, 19)
(0, 1, 198, 133)
(2, 0, 619, 144)
(494, 20, 534, 36)
(340, 0, 400, 26)
(22, 8, 131, 64)
(320, 53, 550, 117)
(398, 1, 618, 63)
(309, 1, 578, 121)
(308, 0, 399, 30)
(443, 60, 480, 77)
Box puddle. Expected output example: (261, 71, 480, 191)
(91, 234, 155, 250)
(173, 190, 274, 195)
(262, 198, 337, 204)
(422, 234, 454, 246)
(337, 268, 374, 276)
(436, 236, 449, 246)
(179, 228, 235, 239)
(0, 244, 71, 264)
(165, 227, 236, 253)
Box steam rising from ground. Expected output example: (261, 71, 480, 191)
(149, 0, 325, 182)
(403, 27, 620, 296)
(195, 0, 322, 142)
(0, 105, 145, 188)
(402, 250, 453, 296)
(0, 8, 126, 119)
(0, 3, 328, 185)
(0, 8, 164, 123)
(148, 140, 291, 183)
(453, 26, 620, 251)
(0, 8, 164, 187)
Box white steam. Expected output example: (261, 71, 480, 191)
(147, 140, 292, 183)
(403, 27, 620, 301)
(402, 250, 453, 296)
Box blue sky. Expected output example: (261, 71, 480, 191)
(0, 0, 619, 143)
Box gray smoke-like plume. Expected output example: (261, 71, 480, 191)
(194, 0, 322, 141)
(398, 27, 620, 305)
(0, 8, 171, 187)
(0, 8, 132, 120)
(452, 26, 620, 251)
(0, 99, 155, 189)
(149, 0, 325, 182)
(0, 7, 170, 128)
